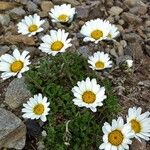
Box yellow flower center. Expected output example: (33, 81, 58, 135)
(91, 30, 103, 40)
(10, 61, 24, 72)
(51, 41, 64, 51)
(28, 24, 38, 32)
(58, 14, 69, 22)
(33, 104, 44, 115)
(108, 33, 112, 39)
(95, 61, 105, 69)
(82, 91, 96, 104)
(108, 130, 124, 146)
(130, 119, 141, 133)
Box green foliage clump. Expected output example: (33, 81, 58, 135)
(25, 52, 120, 150)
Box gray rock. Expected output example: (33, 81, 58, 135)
(41, 1, 53, 12)
(122, 12, 142, 25)
(27, 1, 38, 12)
(33, 0, 42, 5)
(0, 45, 10, 56)
(9, 7, 26, 19)
(138, 80, 150, 87)
(76, 5, 90, 19)
(15, 0, 28, 5)
(79, 46, 92, 58)
(76, 1, 102, 19)
(124, 0, 140, 7)
(145, 45, 150, 56)
(138, 4, 148, 15)
(88, 1, 103, 18)
(0, 14, 10, 26)
(52, 0, 80, 6)
(0, 108, 26, 150)
(114, 41, 124, 56)
(5, 77, 31, 110)
(110, 48, 118, 58)
(130, 139, 147, 150)
(129, 43, 144, 60)
(118, 19, 125, 25)
(109, 6, 123, 16)
(145, 20, 150, 27)
(123, 33, 142, 42)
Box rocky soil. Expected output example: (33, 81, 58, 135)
(0, 0, 150, 149)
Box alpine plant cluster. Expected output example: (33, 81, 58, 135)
(0, 3, 149, 150)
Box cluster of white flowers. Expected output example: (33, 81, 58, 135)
(100, 107, 150, 150)
(0, 3, 147, 150)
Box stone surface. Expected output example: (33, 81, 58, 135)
(41, 1, 53, 12)
(76, 1, 102, 19)
(129, 42, 144, 60)
(76, 5, 90, 19)
(0, 2, 19, 10)
(5, 77, 31, 109)
(0, 45, 10, 56)
(0, 14, 10, 26)
(124, 0, 140, 7)
(109, 6, 123, 16)
(78, 46, 92, 58)
(145, 20, 150, 27)
(122, 12, 142, 25)
(9, 7, 26, 19)
(0, 34, 36, 45)
(0, 108, 26, 149)
(130, 139, 147, 150)
(145, 45, 150, 56)
(123, 33, 142, 42)
(27, 1, 38, 12)
(52, 0, 80, 6)
(138, 4, 148, 15)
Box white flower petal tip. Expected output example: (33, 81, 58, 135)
(127, 107, 150, 141)
(88, 51, 112, 70)
(39, 29, 72, 56)
(126, 60, 133, 68)
(99, 117, 134, 150)
(17, 14, 45, 36)
(49, 4, 76, 23)
(0, 49, 31, 80)
(72, 77, 106, 112)
(22, 93, 50, 122)
(80, 19, 120, 43)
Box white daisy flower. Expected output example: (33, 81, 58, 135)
(99, 117, 134, 150)
(126, 60, 133, 68)
(49, 4, 76, 23)
(88, 51, 112, 70)
(72, 77, 106, 112)
(127, 107, 150, 141)
(106, 24, 119, 40)
(80, 18, 111, 44)
(17, 14, 45, 37)
(22, 93, 50, 122)
(0, 49, 31, 80)
(39, 29, 72, 56)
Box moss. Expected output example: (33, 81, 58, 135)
(25, 52, 120, 150)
